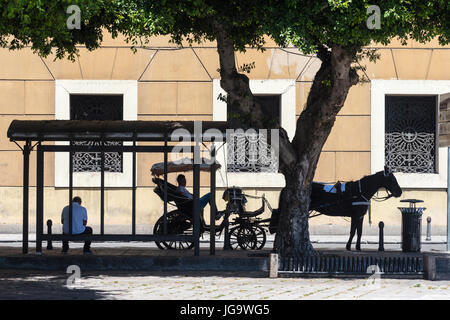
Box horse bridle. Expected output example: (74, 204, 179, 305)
(372, 189, 393, 202)
(372, 169, 396, 202)
(358, 175, 393, 202)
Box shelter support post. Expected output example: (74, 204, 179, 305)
(69, 144, 73, 237)
(132, 139, 136, 235)
(193, 143, 201, 256)
(22, 141, 31, 254)
(36, 144, 44, 254)
(163, 137, 168, 234)
(100, 142, 105, 235)
(209, 144, 216, 255)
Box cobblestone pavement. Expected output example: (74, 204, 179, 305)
(0, 270, 448, 300)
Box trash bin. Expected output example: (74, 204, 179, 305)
(398, 199, 425, 252)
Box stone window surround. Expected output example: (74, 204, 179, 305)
(212, 79, 296, 188)
(371, 80, 450, 189)
(54, 80, 138, 187)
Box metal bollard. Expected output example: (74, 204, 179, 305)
(426, 216, 431, 241)
(46, 219, 53, 250)
(378, 221, 385, 252)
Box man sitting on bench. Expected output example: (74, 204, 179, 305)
(61, 196, 93, 254)
(176, 174, 223, 220)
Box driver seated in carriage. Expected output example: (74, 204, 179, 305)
(176, 174, 224, 220)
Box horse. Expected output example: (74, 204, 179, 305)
(310, 166, 402, 251)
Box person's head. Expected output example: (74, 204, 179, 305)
(177, 174, 186, 187)
(72, 196, 82, 205)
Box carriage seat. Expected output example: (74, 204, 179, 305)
(152, 177, 194, 216)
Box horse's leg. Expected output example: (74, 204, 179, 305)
(355, 215, 364, 251)
(346, 216, 357, 251)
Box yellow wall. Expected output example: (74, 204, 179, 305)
(0, 34, 450, 234)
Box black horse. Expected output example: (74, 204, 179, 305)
(310, 167, 402, 251)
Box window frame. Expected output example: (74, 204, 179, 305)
(384, 95, 438, 174)
(371, 80, 450, 189)
(54, 80, 137, 188)
(212, 79, 296, 188)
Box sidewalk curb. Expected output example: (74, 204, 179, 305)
(0, 255, 269, 272)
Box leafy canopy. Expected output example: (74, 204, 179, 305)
(0, 0, 448, 59)
(268, 0, 449, 54)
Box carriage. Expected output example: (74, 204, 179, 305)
(151, 160, 402, 251)
(151, 160, 272, 250)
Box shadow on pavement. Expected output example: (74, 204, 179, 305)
(0, 270, 109, 300)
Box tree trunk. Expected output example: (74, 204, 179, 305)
(274, 45, 360, 256)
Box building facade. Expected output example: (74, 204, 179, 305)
(0, 33, 449, 236)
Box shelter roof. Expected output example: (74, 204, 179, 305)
(7, 120, 229, 142)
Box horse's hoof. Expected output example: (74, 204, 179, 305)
(346, 244, 351, 251)
(356, 246, 361, 251)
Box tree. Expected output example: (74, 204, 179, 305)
(267, 0, 449, 255)
(1, 0, 449, 256)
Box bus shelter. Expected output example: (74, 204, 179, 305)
(7, 120, 227, 256)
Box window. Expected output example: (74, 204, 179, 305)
(213, 79, 296, 187)
(54, 80, 137, 188)
(227, 95, 280, 173)
(370, 80, 450, 189)
(385, 95, 437, 174)
(70, 94, 124, 173)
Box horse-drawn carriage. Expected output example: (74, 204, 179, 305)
(151, 159, 402, 251)
(152, 176, 270, 250)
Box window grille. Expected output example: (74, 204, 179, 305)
(385, 95, 437, 173)
(227, 95, 280, 173)
(70, 94, 123, 173)
(227, 129, 279, 173)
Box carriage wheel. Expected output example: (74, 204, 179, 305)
(153, 210, 194, 250)
(252, 225, 267, 250)
(229, 225, 257, 250)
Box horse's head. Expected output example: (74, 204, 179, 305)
(381, 166, 402, 198)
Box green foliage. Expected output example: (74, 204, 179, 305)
(122, 0, 268, 52)
(1, 0, 448, 62)
(269, 0, 449, 54)
(0, 0, 128, 60)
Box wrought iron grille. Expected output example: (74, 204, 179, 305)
(70, 94, 123, 173)
(278, 255, 423, 276)
(226, 95, 280, 173)
(385, 96, 437, 173)
(227, 130, 279, 173)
